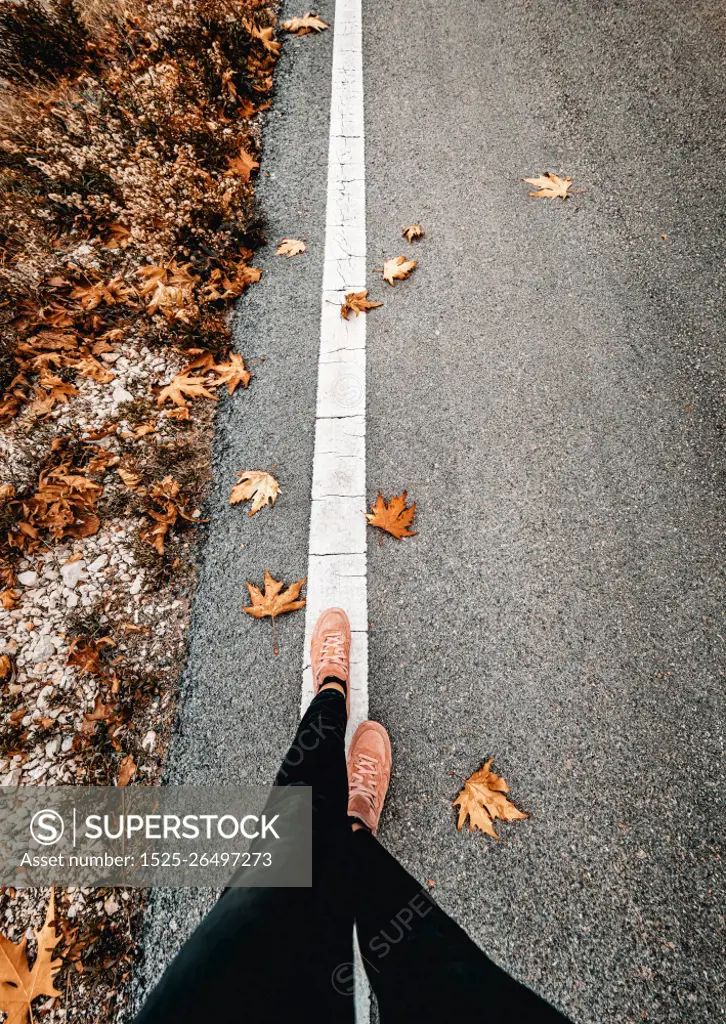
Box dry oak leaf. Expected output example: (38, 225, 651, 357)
(275, 238, 307, 258)
(73, 354, 115, 384)
(281, 13, 329, 35)
(230, 471, 280, 516)
(0, 888, 61, 1024)
(402, 224, 424, 243)
(522, 172, 575, 199)
(243, 571, 306, 620)
(226, 147, 260, 182)
(382, 256, 418, 286)
(365, 492, 417, 539)
(340, 290, 383, 320)
(117, 754, 136, 787)
(453, 758, 529, 839)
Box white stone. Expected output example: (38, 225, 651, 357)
(142, 730, 157, 753)
(88, 554, 108, 574)
(31, 637, 56, 664)
(17, 571, 38, 587)
(112, 385, 134, 406)
(66, 592, 79, 609)
(130, 574, 143, 596)
(61, 560, 86, 589)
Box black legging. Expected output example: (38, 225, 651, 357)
(134, 690, 572, 1022)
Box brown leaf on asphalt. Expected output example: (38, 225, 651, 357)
(402, 223, 424, 243)
(230, 470, 280, 516)
(522, 172, 574, 199)
(117, 753, 136, 787)
(243, 571, 306, 619)
(0, 888, 61, 1024)
(225, 147, 260, 182)
(340, 290, 383, 320)
(281, 13, 329, 35)
(382, 256, 418, 286)
(453, 758, 529, 839)
(365, 491, 417, 539)
(276, 238, 307, 258)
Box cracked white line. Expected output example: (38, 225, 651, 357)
(299, 1, 370, 1017)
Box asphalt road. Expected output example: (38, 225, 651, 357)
(134, 1, 725, 1021)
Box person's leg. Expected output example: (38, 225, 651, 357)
(133, 610, 355, 1024)
(352, 831, 571, 1022)
(342, 720, 572, 1023)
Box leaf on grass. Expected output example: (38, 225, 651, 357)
(275, 238, 306, 258)
(243, 571, 306, 619)
(402, 223, 424, 243)
(225, 147, 260, 182)
(522, 172, 574, 199)
(0, 888, 61, 1024)
(365, 492, 417, 539)
(117, 464, 143, 490)
(340, 290, 383, 320)
(73, 354, 115, 384)
(382, 256, 418, 286)
(117, 754, 136, 787)
(29, 371, 78, 418)
(453, 758, 529, 839)
(230, 471, 280, 516)
(140, 476, 199, 555)
(281, 13, 329, 35)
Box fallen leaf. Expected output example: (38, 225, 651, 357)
(117, 754, 136, 787)
(157, 374, 218, 408)
(402, 223, 424, 243)
(281, 13, 329, 35)
(117, 465, 143, 490)
(230, 470, 280, 516)
(210, 352, 251, 395)
(275, 238, 306, 258)
(522, 172, 575, 199)
(365, 492, 417, 539)
(73, 354, 115, 384)
(243, 570, 306, 619)
(382, 256, 418, 286)
(1, 590, 19, 611)
(225, 147, 259, 182)
(0, 889, 61, 1024)
(453, 758, 529, 839)
(340, 290, 383, 320)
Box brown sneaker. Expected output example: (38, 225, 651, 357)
(310, 607, 351, 716)
(347, 721, 392, 834)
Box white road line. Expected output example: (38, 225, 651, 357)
(300, 1, 371, 1020)
(301, 0, 368, 741)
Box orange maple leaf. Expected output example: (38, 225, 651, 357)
(340, 290, 383, 320)
(453, 759, 529, 839)
(365, 492, 417, 539)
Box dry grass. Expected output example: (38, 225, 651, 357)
(0, 0, 281, 1018)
